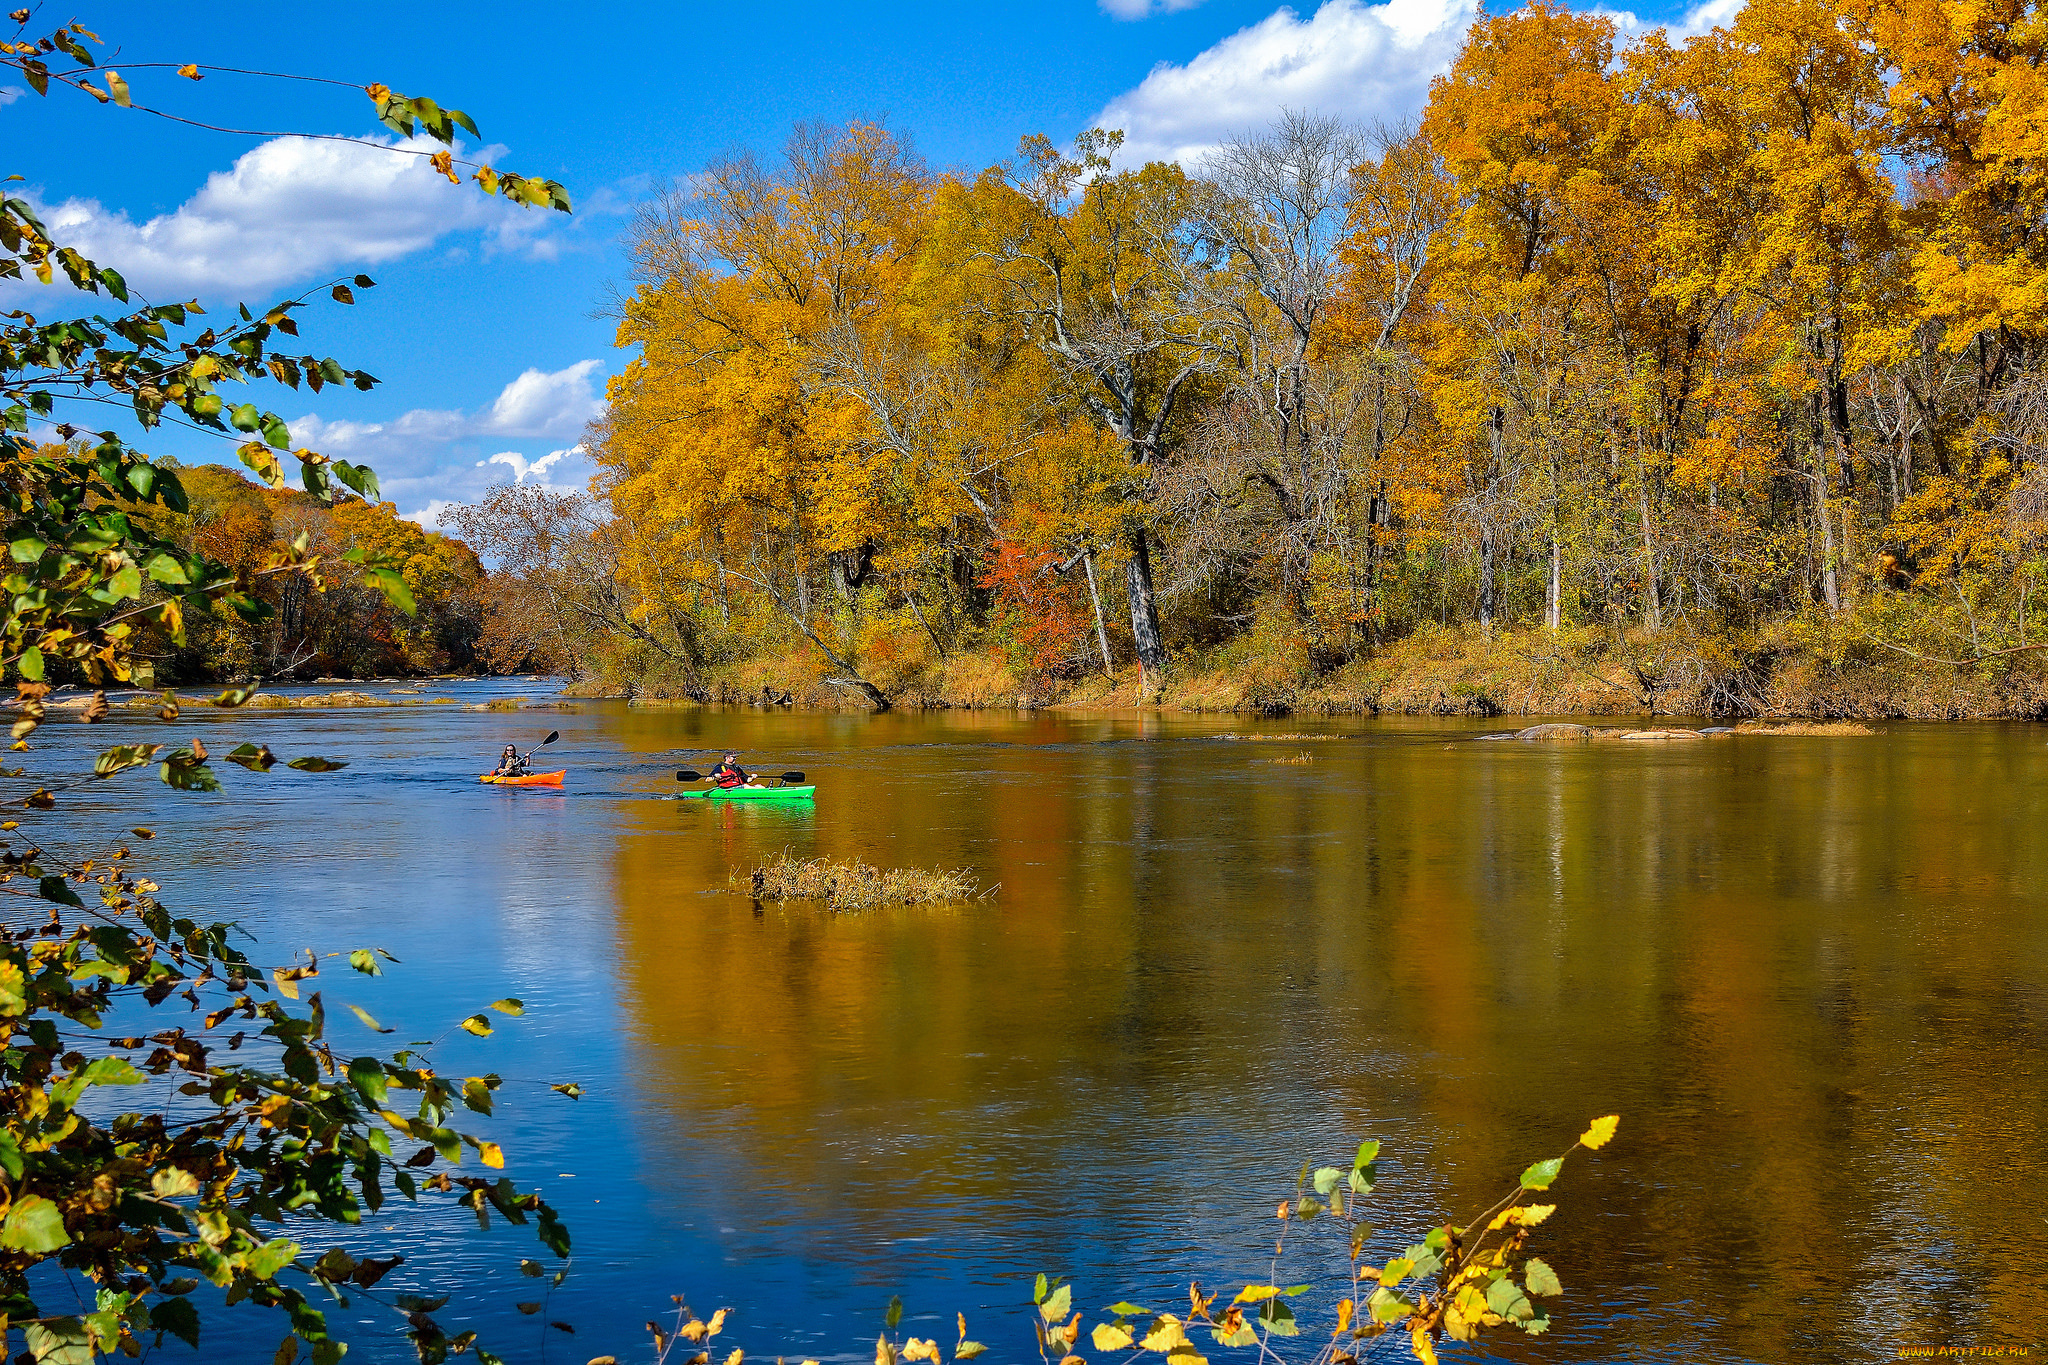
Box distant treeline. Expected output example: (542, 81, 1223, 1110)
(128, 462, 495, 682)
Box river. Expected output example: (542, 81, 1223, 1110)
(35, 682, 2048, 1364)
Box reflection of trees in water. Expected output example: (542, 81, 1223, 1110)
(607, 725, 2048, 1360)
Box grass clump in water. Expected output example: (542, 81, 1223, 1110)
(1735, 720, 1877, 735)
(737, 850, 994, 910)
(1270, 751, 1315, 764)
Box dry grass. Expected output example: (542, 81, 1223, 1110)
(1215, 732, 1334, 741)
(736, 851, 995, 910)
(1270, 751, 1315, 764)
(1734, 720, 1878, 735)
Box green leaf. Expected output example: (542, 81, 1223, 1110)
(229, 402, 261, 432)
(347, 1004, 393, 1035)
(1524, 1257, 1563, 1297)
(460, 1014, 493, 1037)
(9, 536, 45, 563)
(147, 1296, 200, 1349)
(1032, 1273, 1049, 1305)
(1105, 1303, 1149, 1317)
(261, 414, 292, 449)
(1039, 1283, 1071, 1323)
(349, 948, 381, 976)
(366, 565, 416, 616)
(93, 743, 161, 776)
(285, 756, 348, 773)
(1312, 1166, 1344, 1195)
(78, 1057, 143, 1086)
(1, 1194, 71, 1252)
(160, 760, 221, 793)
(1256, 1299, 1298, 1337)
(1355, 1140, 1380, 1168)
(243, 1237, 299, 1280)
(109, 562, 141, 600)
(348, 1056, 389, 1104)
(1519, 1157, 1565, 1191)
(38, 875, 81, 907)
(1486, 1278, 1534, 1322)
(885, 1295, 903, 1331)
(22, 1318, 90, 1365)
(0, 1131, 22, 1180)
(144, 551, 191, 585)
(488, 998, 524, 1016)
(17, 646, 43, 682)
(224, 742, 277, 772)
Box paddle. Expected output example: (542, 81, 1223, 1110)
(513, 731, 559, 770)
(676, 768, 805, 784)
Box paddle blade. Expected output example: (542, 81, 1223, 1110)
(780, 771, 806, 783)
(542, 731, 560, 745)
(676, 769, 702, 782)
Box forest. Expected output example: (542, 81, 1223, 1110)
(119, 459, 491, 681)
(474, 0, 2048, 713)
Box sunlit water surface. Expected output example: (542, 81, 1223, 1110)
(33, 683, 2048, 1364)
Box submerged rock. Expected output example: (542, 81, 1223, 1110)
(1619, 729, 1704, 740)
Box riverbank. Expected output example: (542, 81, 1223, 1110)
(584, 619, 2048, 721)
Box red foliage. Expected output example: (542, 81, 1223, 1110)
(981, 540, 1095, 678)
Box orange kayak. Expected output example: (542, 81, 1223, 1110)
(479, 770, 565, 787)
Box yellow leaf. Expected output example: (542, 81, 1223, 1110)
(177, 63, 201, 79)
(1579, 1115, 1619, 1150)
(105, 70, 130, 106)
(1409, 1328, 1437, 1364)
(1521, 1204, 1556, 1225)
(1230, 1285, 1280, 1305)
(1091, 1323, 1134, 1352)
(478, 1141, 504, 1169)
(1140, 1317, 1188, 1352)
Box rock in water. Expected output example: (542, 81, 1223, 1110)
(1516, 723, 1593, 740)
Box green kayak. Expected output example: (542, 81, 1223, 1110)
(679, 784, 816, 801)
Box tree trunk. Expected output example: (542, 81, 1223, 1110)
(1478, 525, 1496, 630)
(1639, 485, 1661, 632)
(1547, 530, 1561, 633)
(1125, 526, 1167, 693)
(1815, 447, 1841, 614)
(1084, 548, 1114, 675)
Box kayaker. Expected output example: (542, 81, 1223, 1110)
(709, 752, 752, 789)
(493, 744, 529, 777)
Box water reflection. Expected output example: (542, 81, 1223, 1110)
(608, 716, 2048, 1363)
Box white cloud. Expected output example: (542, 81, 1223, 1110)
(404, 444, 595, 528)
(290, 359, 604, 462)
(484, 444, 583, 485)
(1091, 0, 1472, 166)
(481, 361, 605, 437)
(282, 361, 606, 528)
(1603, 0, 1745, 40)
(0, 85, 24, 106)
(1101, 0, 1208, 19)
(12, 133, 563, 301)
(1090, 0, 1749, 167)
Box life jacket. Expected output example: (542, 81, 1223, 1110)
(712, 764, 744, 788)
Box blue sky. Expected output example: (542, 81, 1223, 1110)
(3, 0, 1712, 528)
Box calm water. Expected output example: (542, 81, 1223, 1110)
(33, 685, 2048, 1364)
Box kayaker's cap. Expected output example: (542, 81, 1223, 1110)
(721, 752, 738, 763)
